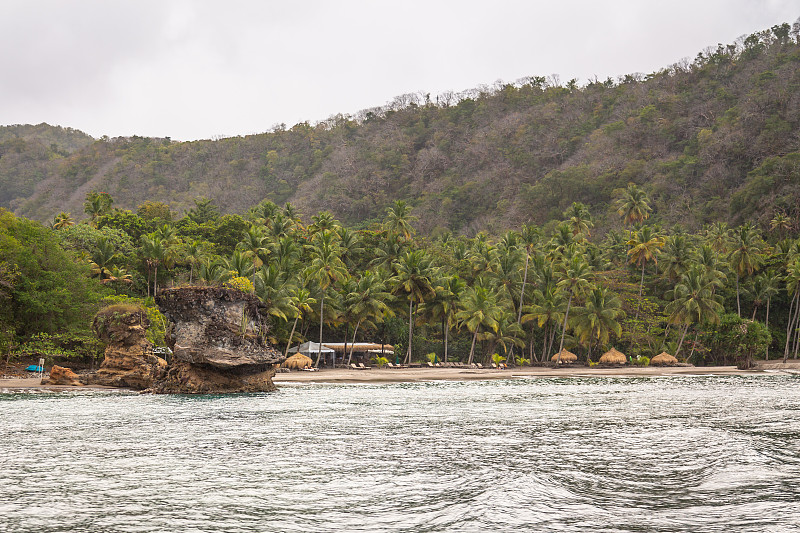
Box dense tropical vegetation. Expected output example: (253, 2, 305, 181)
(3, 22, 800, 369)
(0, 183, 793, 369)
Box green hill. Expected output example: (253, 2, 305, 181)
(3, 23, 800, 234)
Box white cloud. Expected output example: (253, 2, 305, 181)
(1, 0, 797, 140)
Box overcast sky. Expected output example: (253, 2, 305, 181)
(1, 0, 797, 141)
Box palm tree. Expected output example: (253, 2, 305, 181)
(704, 222, 731, 255)
(89, 237, 120, 281)
(392, 250, 436, 364)
(283, 287, 317, 359)
(185, 240, 205, 285)
(52, 212, 75, 230)
(337, 227, 364, 271)
(240, 226, 268, 285)
(305, 229, 348, 366)
(522, 285, 566, 362)
(198, 257, 231, 285)
(269, 235, 301, 274)
(309, 211, 339, 234)
(564, 202, 594, 239)
(664, 267, 724, 356)
(770, 212, 793, 239)
(516, 224, 541, 324)
(661, 234, 692, 283)
(614, 183, 651, 226)
(456, 283, 504, 365)
(254, 264, 295, 321)
(783, 259, 800, 362)
(384, 200, 417, 241)
(83, 191, 113, 227)
(627, 225, 665, 317)
(729, 224, 767, 317)
(420, 275, 465, 362)
(554, 256, 593, 363)
(224, 249, 254, 279)
(103, 265, 133, 285)
(570, 287, 623, 361)
(343, 270, 393, 364)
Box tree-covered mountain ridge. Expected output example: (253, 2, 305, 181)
(3, 22, 800, 235)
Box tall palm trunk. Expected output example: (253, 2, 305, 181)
(153, 264, 158, 296)
(735, 270, 741, 317)
(146, 264, 151, 298)
(517, 252, 530, 324)
(442, 317, 449, 362)
(784, 290, 799, 363)
(556, 291, 573, 365)
(284, 315, 300, 359)
(676, 323, 690, 357)
(347, 320, 361, 365)
(467, 328, 479, 365)
(315, 296, 324, 367)
(635, 261, 645, 320)
(765, 297, 771, 360)
(406, 299, 414, 365)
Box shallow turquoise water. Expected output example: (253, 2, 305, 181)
(1, 375, 799, 532)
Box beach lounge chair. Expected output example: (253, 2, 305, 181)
(350, 363, 360, 370)
(427, 361, 435, 367)
(476, 363, 484, 369)
(358, 363, 371, 370)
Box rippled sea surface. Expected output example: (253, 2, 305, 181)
(2, 375, 800, 532)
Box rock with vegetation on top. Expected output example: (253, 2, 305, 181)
(84, 304, 167, 389)
(153, 286, 283, 393)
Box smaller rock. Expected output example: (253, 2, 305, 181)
(42, 366, 83, 386)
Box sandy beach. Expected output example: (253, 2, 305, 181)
(3, 362, 798, 391)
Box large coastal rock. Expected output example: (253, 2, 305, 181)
(42, 365, 83, 386)
(84, 305, 168, 389)
(154, 286, 283, 393)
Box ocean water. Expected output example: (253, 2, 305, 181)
(1, 375, 799, 532)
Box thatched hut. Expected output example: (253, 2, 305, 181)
(282, 353, 313, 370)
(551, 349, 578, 364)
(650, 352, 679, 366)
(599, 348, 627, 365)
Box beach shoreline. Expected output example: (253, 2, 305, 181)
(2, 363, 798, 390)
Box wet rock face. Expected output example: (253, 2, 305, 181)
(85, 305, 167, 389)
(154, 287, 283, 393)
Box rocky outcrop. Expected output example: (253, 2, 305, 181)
(84, 305, 167, 389)
(153, 287, 283, 393)
(42, 365, 83, 386)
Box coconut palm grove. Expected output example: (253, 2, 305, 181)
(3, 23, 800, 369)
(0, 185, 794, 370)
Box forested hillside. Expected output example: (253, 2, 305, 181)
(2, 23, 800, 236)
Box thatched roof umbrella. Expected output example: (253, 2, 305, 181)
(599, 347, 627, 365)
(551, 349, 578, 363)
(650, 352, 679, 366)
(282, 353, 313, 370)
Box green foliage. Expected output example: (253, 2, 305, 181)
(0, 210, 108, 339)
(633, 355, 650, 366)
(96, 209, 150, 240)
(700, 313, 771, 367)
(15, 331, 103, 361)
(99, 295, 167, 346)
(373, 355, 389, 367)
